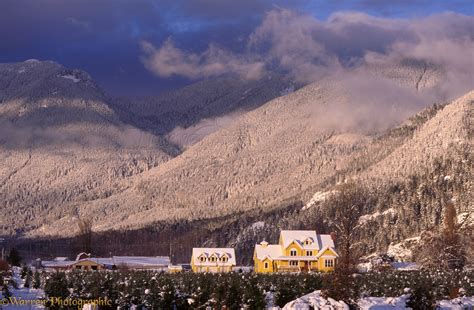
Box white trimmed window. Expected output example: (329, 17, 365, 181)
(324, 259, 334, 268)
(290, 261, 298, 266)
(306, 250, 312, 256)
(221, 256, 228, 263)
(199, 256, 206, 263)
(290, 249, 297, 256)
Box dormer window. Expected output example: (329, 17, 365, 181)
(304, 238, 313, 245)
(209, 254, 219, 263)
(198, 255, 207, 263)
(221, 256, 229, 263)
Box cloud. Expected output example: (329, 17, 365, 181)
(141, 39, 264, 80)
(142, 9, 473, 101)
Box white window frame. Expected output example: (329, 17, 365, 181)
(290, 248, 297, 256)
(290, 260, 298, 266)
(324, 259, 334, 268)
(306, 250, 312, 256)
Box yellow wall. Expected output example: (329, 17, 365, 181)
(317, 249, 338, 272)
(283, 241, 303, 256)
(254, 246, 337, 273)
(71, 260, 103, 271)
(254, 257, 274, 273)
(191, 257, 234, 273)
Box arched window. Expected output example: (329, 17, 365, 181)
(264, 262, 269, 269)
(199, 255, 206, 263)
(290, 249, 297, 256)
(221, 256, 228, 263)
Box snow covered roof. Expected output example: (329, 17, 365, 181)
(192, 248, 236, 265)
(53, 257, 69, 261)
(43, 255, 171, 268)
(254, 231, 337, 260)
(111, 256, 170, 267)
(316, 234, 335, 250)
(280, 230, 320, 249)
(42, 260, 74, 268)
(254, 244, 282, 260)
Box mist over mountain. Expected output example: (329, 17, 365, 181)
(0, 3, 472, 265)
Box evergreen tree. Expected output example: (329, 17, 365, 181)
(243, 276, 266, 309)
(322, 268, 360, 306)
(44, 272, 69, 299)
(406, 279, 436, 310)
(33, 271, 41, 289)
(7, 248, 21, 266)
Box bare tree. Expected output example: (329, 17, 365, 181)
(322, 183, 368, 305)
(326, 183, 367, 270)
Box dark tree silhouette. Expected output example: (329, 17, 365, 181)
(77, 217, 93, 254)
(7, 247, 22, 266)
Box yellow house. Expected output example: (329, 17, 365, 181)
(191, 248, 236, 273)
(253, 230, 338, 273)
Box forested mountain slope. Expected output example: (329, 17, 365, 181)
(30, 59, 467, 237)
(0, 60, 174, 235)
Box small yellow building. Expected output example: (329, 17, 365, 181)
(70, 258, 105, 271)
(253, 230, 338, 273)
(191, 248, 236, 273)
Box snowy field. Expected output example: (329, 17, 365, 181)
(281, 290, 474, 309)
(1, 267, 45, 309)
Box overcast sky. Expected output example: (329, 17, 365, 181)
(1, 0, 472, 96)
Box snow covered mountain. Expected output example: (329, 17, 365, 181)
(0, 60, 175, 235)
(0, 59, 472, 264)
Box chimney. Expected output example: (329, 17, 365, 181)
(260, 240, 269, 247)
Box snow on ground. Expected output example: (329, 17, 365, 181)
(386, 236, 420, 261)
(1, 267, 45, 309)
(60, 74, 80, 82)
(358, 295, 409, 309)
(358, 208, 397, 225)
(282, 291, 474, 310)
(390, 262, 419, 271)
(303, 191, 336, 210)
(437, 297, 474, 309)
(252, 221, 265, 230)
(282, 290, 349, 310)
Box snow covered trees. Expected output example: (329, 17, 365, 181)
(414, 200, 468, 270)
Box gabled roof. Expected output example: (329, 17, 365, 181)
(280, 230, 319, 249)
(316, 234, 335, 250)
(254, 232, 338, 260)
(71, 258, 105, 266)
(254, 244, 282, 260)
(315, 246, 339, 258)
(192, 248, 236, 265)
